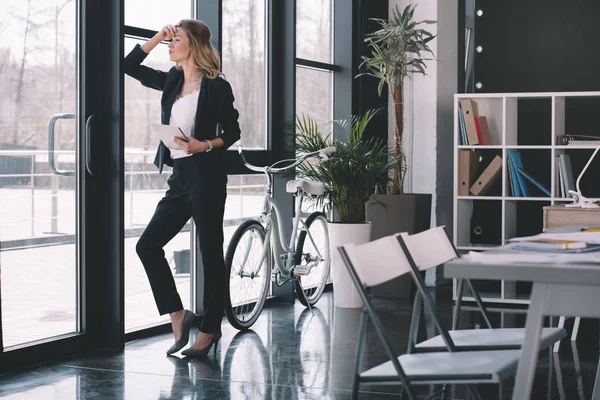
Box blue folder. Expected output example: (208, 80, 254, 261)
(517, 168, 551, 197)
(507, 151, 529, 197)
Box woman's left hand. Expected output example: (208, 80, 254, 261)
(174, 137, 207, 154)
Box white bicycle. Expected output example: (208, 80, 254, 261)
(224, 145, 335, 330)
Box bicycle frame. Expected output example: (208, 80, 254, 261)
(236, 145, 334, 282)
(254, 178, 315, 280)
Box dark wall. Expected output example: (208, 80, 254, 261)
(474, 0, 600, 236)
(352, 0, 388, 142)
(475, 0, 600, 93)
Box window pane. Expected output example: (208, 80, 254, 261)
(296, 0, 332, 63)
(1, 0, 78, 347)
(222, 0, 267, 149)
(123, 38, 190, 332)
(296, 67, 333, 130)
(125, 0, 192, 31)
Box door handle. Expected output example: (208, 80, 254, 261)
(48, 113, 75, 176)
(85, 114, 102, 176)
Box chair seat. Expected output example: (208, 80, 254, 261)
(285, 179, 325, 196)
(361, 350, 520, 385)
(414, 327, 566, 352)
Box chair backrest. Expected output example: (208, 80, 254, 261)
(342, 234, 412, 287)
(340, 228, 460, 355)
(399, 226, 457, 272)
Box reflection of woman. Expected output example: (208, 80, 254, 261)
(123, 20, 240, 357)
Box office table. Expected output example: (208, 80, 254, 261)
(445, 250, 600, 400)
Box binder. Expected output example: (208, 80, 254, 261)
(507, 151, 522, 197)
(558, 154, 575, 194)
(474, 116, 484, 144)
(507, 157, 515, 196)
(460, 99, 480, 145)
(458, 150, 480, 196)
(477, 116, 493, 145)
(458, 108, 468, 145)
(517, 168, 551, 197)
(470, 155, 502, 196)
(556, 156, 565, 197)
(507, 151, 529, 197)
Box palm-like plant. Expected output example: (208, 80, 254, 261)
(359, 4, 436, 194)
(295, 109, 397, 223)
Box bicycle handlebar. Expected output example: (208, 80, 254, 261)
(237, 145, 336, 174)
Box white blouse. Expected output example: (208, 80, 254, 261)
(169, 89, 200, 159)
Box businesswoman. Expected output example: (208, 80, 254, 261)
(123, 20, 240, 357)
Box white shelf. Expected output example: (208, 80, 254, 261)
(504, 145, 552, 149)
(458, 145, 504, 150)
(457, 196, 550, 201)
(457, 196, 503, 200)
(456, 245, 496, 252)
(504, 197, 551, 201)
(555, 145, 600, 149)
(453, 91, 600, 305)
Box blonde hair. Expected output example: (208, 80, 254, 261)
(175, 19, 221, 79)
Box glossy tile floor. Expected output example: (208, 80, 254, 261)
(1, 287, 599, 399)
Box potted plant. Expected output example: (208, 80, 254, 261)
(358, 4, 437, 298)
(295, 109, 397, 308)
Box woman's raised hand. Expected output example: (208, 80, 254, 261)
(159, 24, 178, 41)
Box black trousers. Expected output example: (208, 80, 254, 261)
(136, 154, 227, 333)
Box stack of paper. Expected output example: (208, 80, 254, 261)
(465, 251, 600, 264)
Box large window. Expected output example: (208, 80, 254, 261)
(125, 1, 193, 31)
(222, 0, 267, 149)
(123, 38, 189, 332)
(123, 1, 270, 332)
(296, 0, 333, 64)
(295, 0, 334, 129)
(0, 0, 79, 348)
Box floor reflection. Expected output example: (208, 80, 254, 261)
(2, 288, 600, 399)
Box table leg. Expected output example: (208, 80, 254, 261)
(512, 283, 549, 400)
(592, 357, 600, 400)
(553, 316, 566, 353)
(572, 316, 581, 342)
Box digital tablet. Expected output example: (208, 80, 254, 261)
(150, 124, 189, 150)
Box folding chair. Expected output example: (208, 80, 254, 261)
(399, 227, 566, 354)
(339, 234, 522, 400)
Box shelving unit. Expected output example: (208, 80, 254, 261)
(453, 91, 600, 305)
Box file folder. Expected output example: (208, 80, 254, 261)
(460, 99, 480, 145)
(470, 155, 502, 196)
(458, 150, 480, 196)
(477, 116, 493, 145)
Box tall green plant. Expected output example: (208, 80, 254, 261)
(295, 110, 397, 223)
(359, 4, 436, 194)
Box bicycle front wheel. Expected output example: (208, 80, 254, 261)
(225, 220, 272, 330)
(294, 212, 330, 307)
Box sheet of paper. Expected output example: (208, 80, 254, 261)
(464, 251, 600, 264)
(509, 232, 600, 244)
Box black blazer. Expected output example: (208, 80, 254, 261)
(123, 44, 241, 174)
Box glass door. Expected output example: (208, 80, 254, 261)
(0, 0, 79, 349)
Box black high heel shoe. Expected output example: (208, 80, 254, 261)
(166, 310, 196, 356)
(181, 330, 222, 358)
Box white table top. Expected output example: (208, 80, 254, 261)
(445, 247, 600, 286)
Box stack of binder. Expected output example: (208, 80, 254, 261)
(458, 151, 502, 196)
(506, 150, 551, 197)
(555, 154, 575, 198)
(458, 99, 493, 145)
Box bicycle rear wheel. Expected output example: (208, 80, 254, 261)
(294, 212, 330, 307)
(225, 220, 272, 330)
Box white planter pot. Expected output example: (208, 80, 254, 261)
(328, 222, 372, 308)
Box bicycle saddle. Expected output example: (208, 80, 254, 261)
(286, 179, 325, 196)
